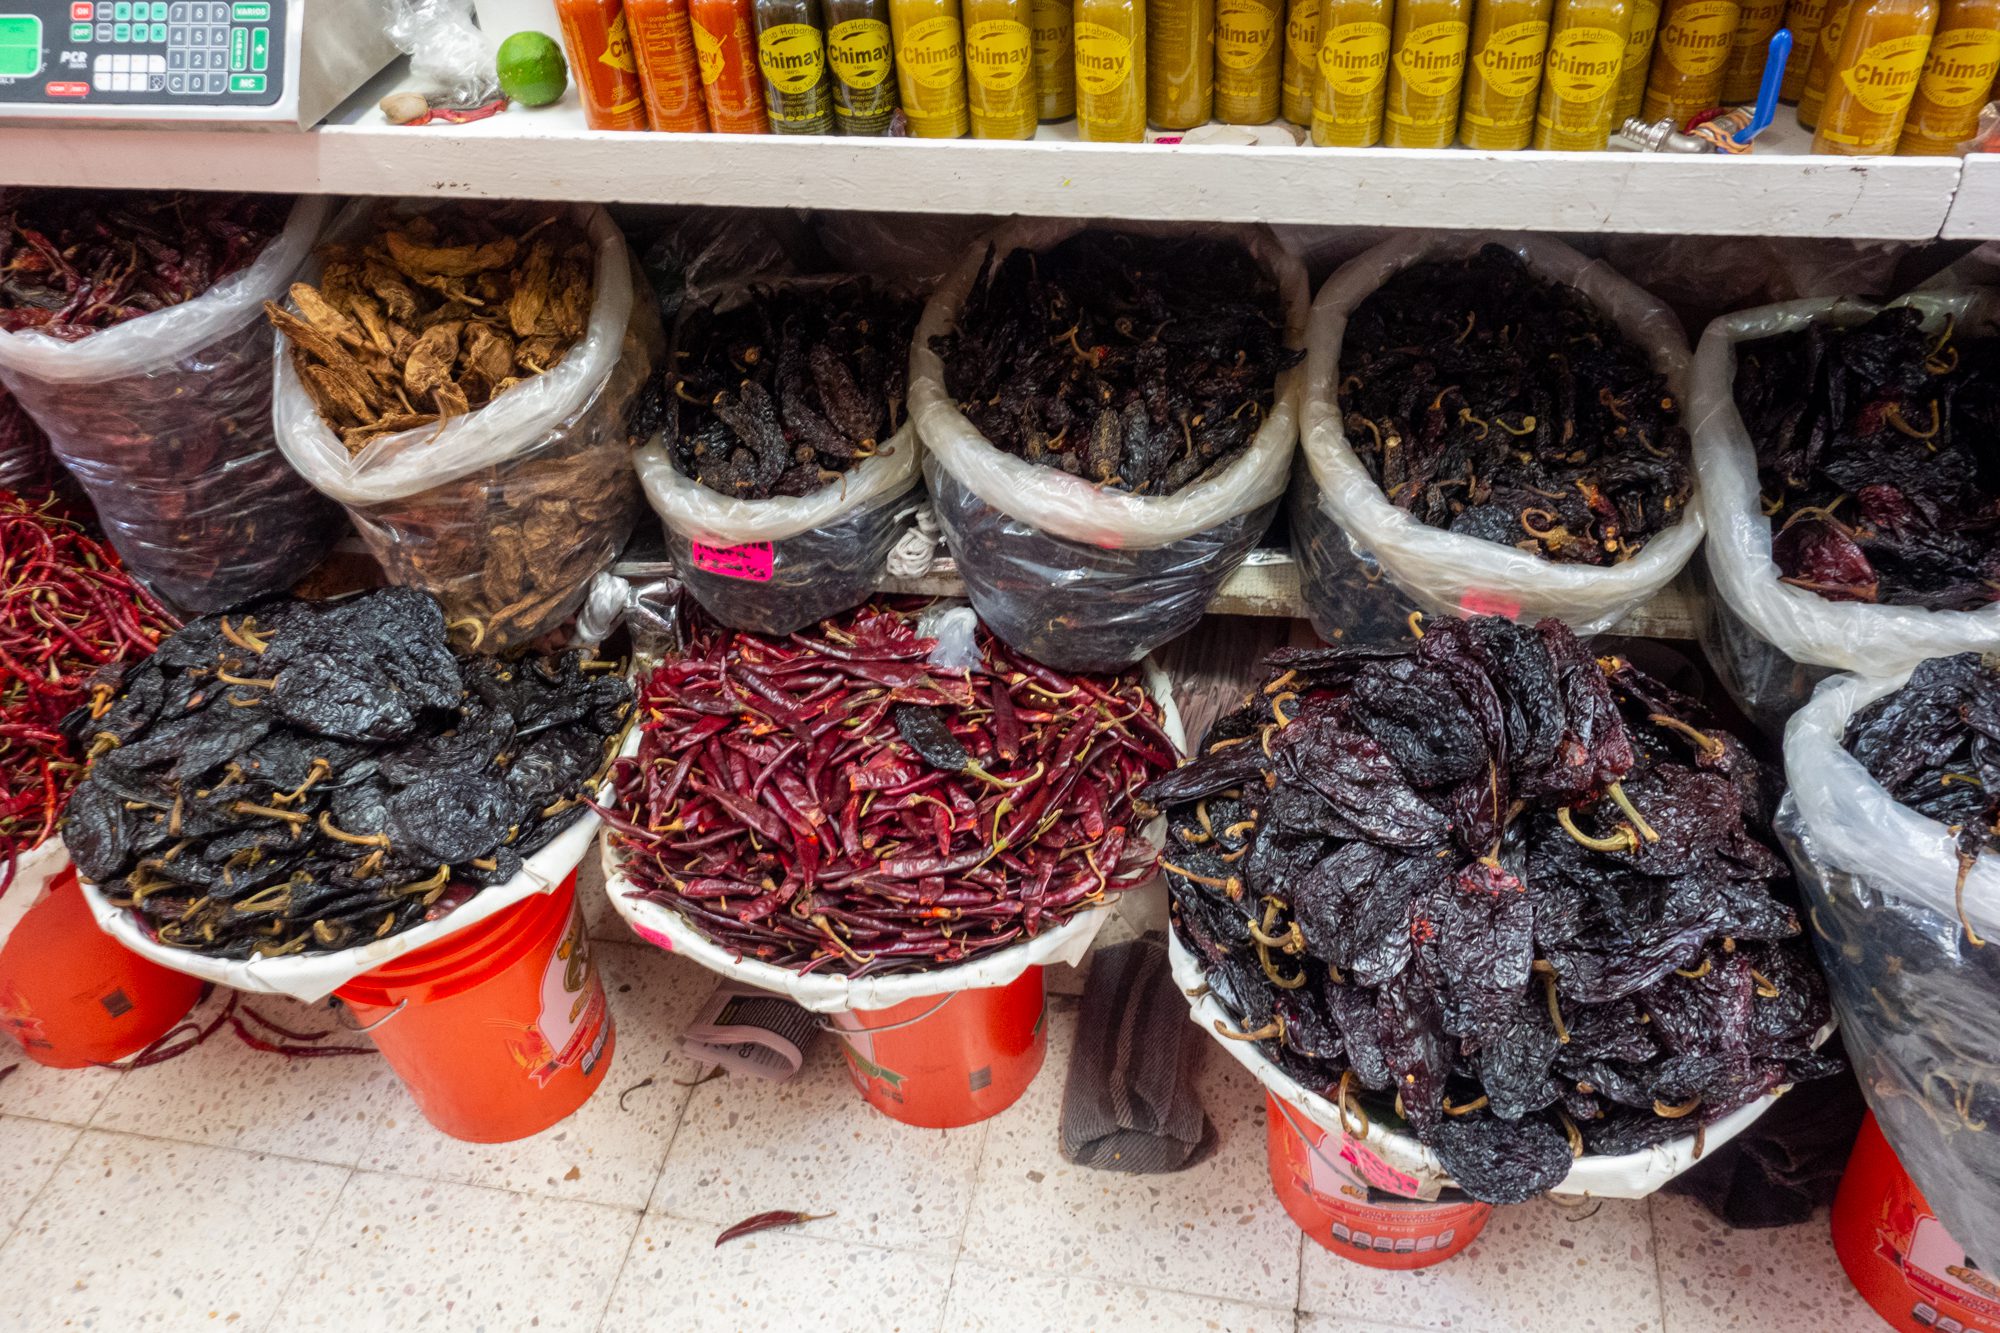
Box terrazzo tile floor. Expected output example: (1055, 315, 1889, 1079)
(0, 860, 1886, 1333)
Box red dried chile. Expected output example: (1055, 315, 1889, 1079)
(1141, 616, 1839, 1205)
(602, 601, 1178, 976)
(0, 189, 285, 338)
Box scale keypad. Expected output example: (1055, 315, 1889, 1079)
(68, 0, 267, 93)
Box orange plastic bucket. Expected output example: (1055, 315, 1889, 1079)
(1832, 1113, 2000, 1333)
(335, 872, 615, 1143)
(0, 863, 203, 1068)
(1266, 1092, 1493, 1269)
(827, 966, 1048, 1129)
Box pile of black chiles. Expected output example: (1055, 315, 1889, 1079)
(61, 588, 631, 957)
(1141, 616, 1838, 1205)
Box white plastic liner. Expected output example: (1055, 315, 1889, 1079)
(600, 659, 1186, 1014)
(1781, 668, 2000, 1260)
(1295, 231, 1704, 641)
(76, 808, 604, 1005)
(1690, 288, 2000, 727)
(1167, 928, 1822, 1202)
(0, 836, 69, 955)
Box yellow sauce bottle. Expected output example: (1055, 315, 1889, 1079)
(889, 0, 970, 133)
(1796, 0, 1855, 123)
(1283, 0, 1324, 121)
(1217, 0, 1286, 120)
(966, 0, 1039, 134)
(1810, 0, 1937, 150)
(1311, 0, 1392, 139)
(1778, 0, 1831, 97)
(1612, 0, 1661, 117)
(1720, 0, 1789, 100)
(1148, 0, 1214, 126)
(1384, 0, 1472, 144)
(1534, 0, 1632, 145)
(826, 0, 897, 133)
(1898, 0, 2000, 151)
(1031, 0, 1077, 116)
(1075, 0, 1146, 137)
(1460, 0, 1554, 148)
(1642, 0, 1741, 120)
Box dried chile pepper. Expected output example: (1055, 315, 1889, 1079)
(62, 588, 632, 957)
(1142, 615, 1838, 1205)
(1337, 246, 1691, 565)
(661, 279, 919, 500)
(929, 231, 1303, 495)
(0, 190, 285, 339)
(601, 600, 1176, 976)
(1734, 308, 2000, 610)
(0, 490, 174, 894)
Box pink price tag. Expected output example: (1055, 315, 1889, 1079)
(1338, 1137, 1426, 1200)
(1458, 590, 1523, 620)
(632, 924, 676, 952)
(690, 540, 775, 583)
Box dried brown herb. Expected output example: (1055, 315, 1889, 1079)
(269, 204, 594, 452)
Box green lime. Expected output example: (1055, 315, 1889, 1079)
(498, 31, 568, 108)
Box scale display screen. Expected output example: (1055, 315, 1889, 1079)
(0, 0, 284, 105)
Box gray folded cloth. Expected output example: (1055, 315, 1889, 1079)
(1060, 935, 1216, 1173)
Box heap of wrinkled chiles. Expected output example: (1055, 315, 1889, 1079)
(1140, 616, 1838, 1205)
(61, 588, 631, 957)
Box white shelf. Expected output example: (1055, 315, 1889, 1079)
(1943, 152, 2000, 239)
(1, 62, 1966, 239)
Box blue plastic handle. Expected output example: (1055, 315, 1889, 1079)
(1735, 27, 1794, 143)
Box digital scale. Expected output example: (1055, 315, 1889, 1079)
(0, 0, 397, 127)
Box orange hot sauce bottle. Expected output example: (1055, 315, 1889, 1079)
(692, 0, 775, 128)
(629, 0, 714, 129)
(558, 0, 654, 128)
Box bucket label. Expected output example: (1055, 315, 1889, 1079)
(830, 1020, 909, 1097)
(1893, 1214, 2000, 1324)
(689, 539, 775, 582)
(0, 978, 49, 1051)
(509, 896, 611, 1087)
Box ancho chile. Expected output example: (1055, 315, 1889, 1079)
(1734, 308, 2000, 609)
(1338, 246, 1691, 565)
(663, 279, 920, 500)
(62, 588, 632, 957)
(930, 231, 1301, 495)
(601, 601, 1177, 977)
(1141, 615, 1837, 1205)
(0, 489, 174, 893)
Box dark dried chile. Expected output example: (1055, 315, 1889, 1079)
(62, 588, 632, 957)
(1338, 246, 1691, 565)
(1141, 615, 1836, 1206)
(662, 280, 918, 500)
(1734, 308, 2000, 610)
(602, 600, 1176, 977)
(929, 231, 1301, 496)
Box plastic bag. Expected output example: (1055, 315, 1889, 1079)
(1594, 235, 1902, 338)
(0, 195, 342, 614)
(1780, 670, 2000, 1266)
(813, 212, 998, 287)
(385, 0, 497, 106)
(1294, 231, 1704, 644)
(910, 218, 1308, 672)
(1689, 287, 2000, 728)
(0, 383, 51, 495)
(272, 201, 658, 653)
(633, 277, 922, 635)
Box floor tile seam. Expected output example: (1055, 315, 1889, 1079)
(52, 1121, 370, 1176)
(255, 1164, 362, 1333)
(0, 1112, 89, 1264)
(1645, 1193, 1675, 1333)
(584, 1193, 655, 1333)
(951, 1250, 1308, 1314)
(339, 1160, 652, 1219)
